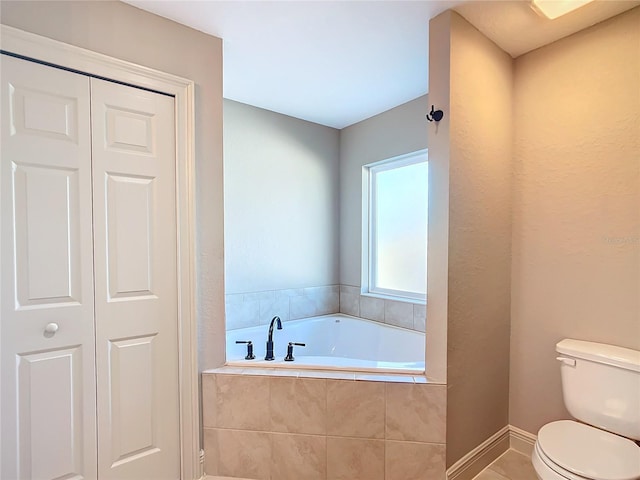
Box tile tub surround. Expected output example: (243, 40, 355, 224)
(225, 285, 340, 330)
(339, 285, 426, 332)
(202, 372, 446, 480)
(225, 284, 426, 333)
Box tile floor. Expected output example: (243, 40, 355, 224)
(474, 449, 538, 480)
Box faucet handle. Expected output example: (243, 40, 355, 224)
(235, 340, 256, 360)
(284, 342, 305, 362)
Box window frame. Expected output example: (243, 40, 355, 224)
(361, 149, 428, 304)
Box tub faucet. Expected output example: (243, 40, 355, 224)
(265, 316, 282, 361)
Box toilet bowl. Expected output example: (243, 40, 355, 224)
(532, 420, 640, 480)
(532, 340, 640, 480)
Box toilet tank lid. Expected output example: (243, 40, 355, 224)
(556, 339, 640, 372)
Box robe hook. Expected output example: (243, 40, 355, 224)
(426, 105, 444, 122)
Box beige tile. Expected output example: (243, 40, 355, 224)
(202, 374, 216, 428)
(360, 296, 385, 322)
(327, 437, 384, 480)
(206, 428, 270, 480)
(386, 383, 446, 443)
(339, 285, 360, 295)
(306, 286, 340, 315)
(259, 294, 290, 322)
(239, 368, 277, 376)
(385, 440, 446, 480)
(215, 374, 270, 431)
(384, 300, 414, 329)
(356, 374, 415, 383)
(271, 433, 326, 480)
(225, 299, 260, 329)
(270, 377, 327, 434)
(225, 293, 244, 305)
(474, 469, 510, 480)
(276, 288, 304, 299)
(205, 366, 245, 375)
(244, 291, 275, 303)
(203, 428, 218, 476)
(339, 287, 360, 317)
(413, 304, 427, 332)
(299, 370, 356, 380)
(327, 379, 385, 438)
(289, 295, 317, 319)
(269, 368, 301, 377)
(489, 450, 538, 480)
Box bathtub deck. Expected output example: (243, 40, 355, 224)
(204, 364, 430, 383)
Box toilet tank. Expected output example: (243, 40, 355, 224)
(556, 339, 640, 440)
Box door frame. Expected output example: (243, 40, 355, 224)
(0, 25, 201, 480)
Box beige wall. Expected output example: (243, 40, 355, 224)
(0, 0, 225, 371)
(429, 11, 514, 467)
(224, 99, 340, 294)
(510, 7, 640, 435)
(339, 95, 429, 287)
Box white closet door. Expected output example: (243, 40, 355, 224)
(90, 78, 180, 480)
(0, 55, 97, 479)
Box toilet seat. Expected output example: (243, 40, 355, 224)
(536, 420, 640, 480)
(534, 441, 591, 480)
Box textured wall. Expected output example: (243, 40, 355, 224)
(339, 95, 429, 287)
(224, 99, 340, 294)
(0, 0, 225, 371)
(510, 7, 640, 435)
(429, 11, 514, 467)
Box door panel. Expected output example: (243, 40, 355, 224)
(1, 55, 96, 480)
(105, 173, 155, 299)
(91, 78, 180, 480)
(14, 163, 82, 306)
(105, 106, 155, 155)
(18, 347, 85, 480)
(10, 83, 79, 142)
(109, 335, 158, 466)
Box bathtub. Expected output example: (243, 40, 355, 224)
(226, 314, 425, 374)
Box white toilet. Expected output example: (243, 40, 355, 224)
(532, 339, 640, 480)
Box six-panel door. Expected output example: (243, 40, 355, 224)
(1, 54, 181, 480)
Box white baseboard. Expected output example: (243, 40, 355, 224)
(447, 425, 510, 480)
(509, 425, 537, 456)
(446, 425, 537, 480)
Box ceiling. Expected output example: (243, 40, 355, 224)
(124, 0, 638, 129)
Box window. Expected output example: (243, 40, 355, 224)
(362, 150, 428, 302)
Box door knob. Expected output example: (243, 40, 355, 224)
(44, 322, 59, 338)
